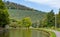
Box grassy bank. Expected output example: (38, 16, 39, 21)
(30, 28, 56, 37)
(56, 28, 60, 31)
(39, 28, 56, 37)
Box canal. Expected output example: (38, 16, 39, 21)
(0, 29, 49, 37)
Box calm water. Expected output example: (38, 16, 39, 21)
(0, 29, 49, 37)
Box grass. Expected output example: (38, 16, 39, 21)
(40, 28, 56, 37)
(55, 28, 60, 31)
(42, 29, 56, 37)
(49, 31, 56, 37)
(50, 28, 60, 31)
(31, 28, 56, 37)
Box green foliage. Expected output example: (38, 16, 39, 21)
(47, 10, 55, 27)
(0, 0, 9, 27)
(17, 20, 22, 27)
(39, 10, 55, 28)
(56, 9, 60, 28)
(22, 17, 32, 27)
(10, 17, 32, 28)
(40, 17, 47, 27)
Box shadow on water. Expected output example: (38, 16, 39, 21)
(0, 29, 9, 37)
(0, 29, 49, 37)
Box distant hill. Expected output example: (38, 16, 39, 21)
(4, 1, 47, 22)
(5, 1, 38, 11)
(8, 9, 46, 22)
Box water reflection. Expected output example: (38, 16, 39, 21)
(9, 29, 31, 37)
(0, 29, 49, 37)
(22, 29, 31, 37)
(0, 30, 9, 37)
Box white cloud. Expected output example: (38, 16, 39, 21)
(25, 0, 60, 8)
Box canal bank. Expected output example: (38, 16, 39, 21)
(39, 28, 56, 37)
(0, 28, 56, 37)
(30, 28, 56, 37)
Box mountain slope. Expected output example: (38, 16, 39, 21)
(4, 1, 47, 22)
(5, 1, 37, 11)
(8, 9, 46, 22)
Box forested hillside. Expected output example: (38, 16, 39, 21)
(4, 1, 47, 22)
(8, 9, 46, 22)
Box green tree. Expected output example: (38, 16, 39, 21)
(39, 17, 47, 28)
(17, 20, 22, 27)
(47, 10, 55, 28)
(0, 0, 9, 27)
(57, 9, 60, 28)
(22, 17, 32, 28)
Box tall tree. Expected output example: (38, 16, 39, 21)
(57, 9, 60, 28)
(0, 0, 9, 27)
(47, 10, 55, 27)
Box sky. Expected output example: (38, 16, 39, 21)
(4, 0, 60, 14)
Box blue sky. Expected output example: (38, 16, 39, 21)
(5, 0, 60, 14)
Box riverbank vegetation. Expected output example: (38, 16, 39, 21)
(0, 0, 9, 28)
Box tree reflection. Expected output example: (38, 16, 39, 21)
(0, 30, 9, 37)
(22, 29, 31, 37)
